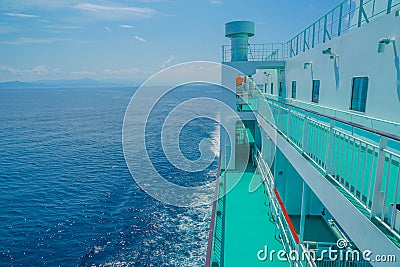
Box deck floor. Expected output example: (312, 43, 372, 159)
(223, 166, 289, 266)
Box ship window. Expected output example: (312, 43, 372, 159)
(350, 77, 369, 112)
(279, 82, 283, 97)
(292, 81, 297, 99)
(270, 83, 274, 94)
(312, 80, 320, 103)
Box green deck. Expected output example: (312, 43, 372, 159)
(245, 128, 255, 144)
(223, 167, 289, 266)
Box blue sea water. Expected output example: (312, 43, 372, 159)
(0, 85, 221, 266)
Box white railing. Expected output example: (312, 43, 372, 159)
(256, 151, 317, 267)
(260, 96, 400, 240)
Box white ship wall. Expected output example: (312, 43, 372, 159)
(285, 10, 400, 123)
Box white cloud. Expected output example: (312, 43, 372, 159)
(74, 3, 157, 18)
(1, 12, 38, 18)
(120, 24, 134, 29)
(161, 55, 175, 68)
(134, 35, 146, 42)
(0, 64, 151, 81)
(105, 26, 112, 32)
(101, 68, 147, 79)
(44, 25, 83, 30)
(102, 68, 142, 75)
(0, 64, 48, 75)
(0, 65, 20, 74)
(0, 25, 14, 34)
(32, 65, 48, 74)
(0, 37, 69, 45)
(70, 70, 96, 76)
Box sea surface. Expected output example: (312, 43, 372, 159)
(0, 85, 222, 266)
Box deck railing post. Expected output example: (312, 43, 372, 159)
(371, 136, 388, 218)
(299, 182, 310, 243)
(323, 15, 327, 43)
(325, 120, 336, 175)
(358, 0, 370, 27)
(302, 113, 309, 154)
(358, 0, 364, 27)
(387, 0, 393, 14)
(312, 23, 316, 48)
(338, 3, 343, 37)
(290, 39, 293, 58)
(287, 109, 291, 140)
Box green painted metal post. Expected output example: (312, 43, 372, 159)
(358, 0, 370, 27)
(287, 110, 291, 141)
(387, 0, 393, 14)
(299, 182, 310, 243)
(358, 0, 364, 27)
(290, 39, 293, 58)
(325, 120, 336, 175)
(323, 15, 328, 43)
(312, 23, 316, 48)
(390, 170, 400, 229)
(338, 3, 343, 37)
(302, 114, 309, 154)
(371, 136, 388, 218)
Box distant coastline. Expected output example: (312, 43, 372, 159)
(0, 78, 140, 89)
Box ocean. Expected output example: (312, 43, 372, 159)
(0, 85, 221, 266)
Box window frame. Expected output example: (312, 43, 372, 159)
(291, 81, 297, 99)
(311, 79, 320, 103)
(350, 76, 369, 113)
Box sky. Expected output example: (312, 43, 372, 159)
(0, 0, 340, 83)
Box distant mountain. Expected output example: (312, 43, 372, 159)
(0, 81, 33, 88)
(0, 78, 138, 88)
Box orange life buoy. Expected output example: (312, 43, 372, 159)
(236, 76, 244, 86)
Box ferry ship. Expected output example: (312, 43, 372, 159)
(206, 0, 400, 266)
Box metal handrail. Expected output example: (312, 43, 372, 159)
(223, 0, 400, 62)
(259, 94, 400, 239)
(205, 151, 222, 267)
(285, 97, 400, 131)
(269, 97, 400, 143)
(286, 0, 400, 57)
(222, 43, 287, 62)
(256, 152, 316, 267)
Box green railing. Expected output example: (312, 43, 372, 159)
(258, 95, 400, 243)
(256, 152, 317, 267)
(282, 98, 400, 137)
(222, 43, 287, 62)
(286, 0, 400, 57)
(206, 153, 225, 267)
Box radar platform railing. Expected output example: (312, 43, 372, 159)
(222, 43, 288, 62)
